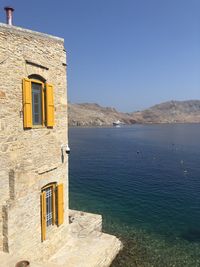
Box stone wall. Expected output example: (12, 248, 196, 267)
(0, 23, 68, 260)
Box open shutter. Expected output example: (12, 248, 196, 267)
(23, 78, 32, 128)
(57, 183, 64, 226)
(41, 191, 46, 241)
(46, 83, 55, 127)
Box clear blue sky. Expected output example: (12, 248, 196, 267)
(0, 0, 200, 112)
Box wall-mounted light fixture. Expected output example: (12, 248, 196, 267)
(62, 144, 70, 155)
(61, 144, 70, 163)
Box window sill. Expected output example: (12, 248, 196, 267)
(24, 126, 54, 130)
(32, 125, 45, 129)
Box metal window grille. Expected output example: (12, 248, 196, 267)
(45, 187, 53, 227)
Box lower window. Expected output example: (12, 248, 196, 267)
(41, 183, 64, 241)
(44, 186, 54, 227)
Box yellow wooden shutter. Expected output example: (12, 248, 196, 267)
(41, 191, 46, 241)
(46, 83, 55, 127)
(22, 78, 32, 128)
(57, 183, 64, 226)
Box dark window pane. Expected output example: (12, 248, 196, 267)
(32, 82, 42, 125)
(34, 114, 39, 123)
(34, 94, 39, 104)
(34, 104, 39, 113)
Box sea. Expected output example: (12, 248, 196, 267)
(69, 124, 200, 267)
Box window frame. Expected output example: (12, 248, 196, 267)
(30, 79, 45, 127)
(41, 182, 64, 242)
(23, 77, 55, 129)
(42, 183, 56, 227)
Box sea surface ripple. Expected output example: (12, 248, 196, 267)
(69, 124, 200, 266)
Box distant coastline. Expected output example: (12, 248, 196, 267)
(68, 100, 200, 126)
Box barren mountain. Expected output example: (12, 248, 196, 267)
(131, 100, 200, 123)
(68, 100, 200, 126)
(68, 103, 135, 126)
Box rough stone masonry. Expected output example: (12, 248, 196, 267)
(0, 22, 68, 261)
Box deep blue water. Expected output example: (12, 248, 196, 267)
(69, 124, 200, 266)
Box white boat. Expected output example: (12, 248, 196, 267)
(113, 120, 121, 126)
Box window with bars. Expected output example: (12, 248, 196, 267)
(45, 186, 53, 227)
(41, 183, 64, 241)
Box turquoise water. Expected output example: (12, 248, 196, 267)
(69, 125, 200, 266)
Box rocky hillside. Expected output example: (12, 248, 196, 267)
(68, 100, 200, 126)
(131, 100, 200, 123)
(68, 103, 135, 126)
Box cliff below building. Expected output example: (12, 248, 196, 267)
(68, 100, 200, 126)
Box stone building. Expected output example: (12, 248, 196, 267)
(0, 15, 69, 260)
(0, 9, 121, 267)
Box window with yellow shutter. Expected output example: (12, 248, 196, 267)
(41, 183, 64, 242)
(46, 84, 55, 127)
(57, 183, 64, 226)
(22, 77, 55, 129)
